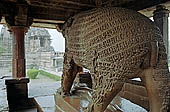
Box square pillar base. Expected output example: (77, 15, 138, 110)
(5, 78, 34, 111)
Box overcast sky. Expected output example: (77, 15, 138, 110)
(47, 29, 65, 52)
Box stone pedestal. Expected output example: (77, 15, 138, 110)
(5, 78, 34, 111)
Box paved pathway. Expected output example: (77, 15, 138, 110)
(28, 75, 61, 112)
(28, 75, 61, 97)
(0, 70, 11, 112)
(0, 72, 147, 112)
(0, 72, 61, 112)
(0, 79, 8, 112)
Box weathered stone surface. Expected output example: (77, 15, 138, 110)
(62, 7, 170, 112)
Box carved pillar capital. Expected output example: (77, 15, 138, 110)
(153, 5, 169, 19)
(5, 3, 33, 28)
(9, 26, 28, 33)
(153, 5, 169, 62)
(56, 24, 63, 32)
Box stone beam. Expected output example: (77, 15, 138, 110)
(1, 0, 170, 28)
(0, 1, 15, 17)
(28, 0, 95, 8)
(28, 6, 79, 22)
(120, 0, 170, 11)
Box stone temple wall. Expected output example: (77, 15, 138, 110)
(25, 27, 55, 71)
(0, 26, 12, 76)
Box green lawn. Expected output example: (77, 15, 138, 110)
(39, 70, 61, 81)
(27, 69, 39, 79)
(0, 46, 6, 55)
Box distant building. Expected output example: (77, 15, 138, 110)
(0, 25, 12, 52)
(0, 25, 64, 74)
(52, 52, 64, 72)
(25, 27, 56, 70)
(0, 26, 13, 75)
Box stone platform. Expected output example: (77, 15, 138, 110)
(0, 75, 147, 112)
(54, 88, 123, 112)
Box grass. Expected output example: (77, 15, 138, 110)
(27, 69, 39, 79)
(0, 46, 6, 55)
(39, 70, 61, 81)
(26, 69, 61, 81)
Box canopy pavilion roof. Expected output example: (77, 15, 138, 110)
(0, 0, 170, 28)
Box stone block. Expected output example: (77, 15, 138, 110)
(5, 78, 31, 111)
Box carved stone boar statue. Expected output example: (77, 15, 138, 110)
(61, 7, 170, 112)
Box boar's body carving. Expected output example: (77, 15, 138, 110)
(62, 7, 170, 112)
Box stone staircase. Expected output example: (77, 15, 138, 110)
(0, 52, 12, 77)
(0, 52, 12, 60)
(0, 52, 12, 71)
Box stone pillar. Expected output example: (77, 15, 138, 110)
(10, 26, 28, 78)
(153, 5, 169, 60)
(4, 3, 35, 111)
(5, 3, 32, 78)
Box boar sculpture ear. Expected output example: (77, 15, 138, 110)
(60, 17, 74, 38)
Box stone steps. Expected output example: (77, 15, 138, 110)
(0, 58, 12, 60)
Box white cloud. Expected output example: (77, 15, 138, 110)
(47, 29, 65, 52)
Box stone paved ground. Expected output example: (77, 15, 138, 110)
(0, 69, 12, 78)
(0, 79, 8, 112)
(28, 75, 61, 112)
(0, 70, 11, 112)
(0, 73, 61, 112)
(0, 72, 147, 112)
(28, 75, 61, 97)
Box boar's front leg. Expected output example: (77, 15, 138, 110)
(61, 55, 82, 95)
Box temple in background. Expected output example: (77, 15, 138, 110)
(0, 26, 12, 75)
(0, 25, 64, 76)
